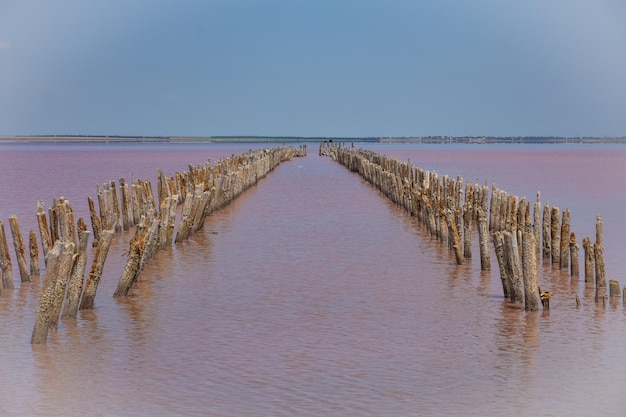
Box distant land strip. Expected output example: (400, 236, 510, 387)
(0, 135, 625, 144)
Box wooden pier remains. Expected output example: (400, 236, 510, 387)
(320, 142, 619, 311)
(0, 144, 305, 343)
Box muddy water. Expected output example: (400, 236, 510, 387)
(0, 142, 625, 416)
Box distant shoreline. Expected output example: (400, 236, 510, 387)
(0, 135, 625, 144)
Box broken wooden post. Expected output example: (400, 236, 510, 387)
(31, 241, 74, 344)
(29, 229, 40, 276)
(9, 215, 30, 282)
(79, 229, 114, 310)
(0, 220, 12, 290)
(62, 230, 90, 319)
(48, 240, 76, 330)
(521, 232, 539, 311)
(539, 287, 552, 310)
(609, 280, 620, 299)
(119, 177, 134, 231)
(114, 218, 149, 298)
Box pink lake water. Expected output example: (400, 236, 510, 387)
(0, 141, 625, 416)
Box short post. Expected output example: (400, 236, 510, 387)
(609, 280, 620, 299)
(582, 237, 594, 283)
(0, 221, 12, 289)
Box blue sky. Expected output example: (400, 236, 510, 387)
(1, 0, 625, 137)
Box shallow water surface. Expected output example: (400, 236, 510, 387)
(0, 142, 625, 416)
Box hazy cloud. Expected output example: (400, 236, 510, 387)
(0, 41, 11, 49)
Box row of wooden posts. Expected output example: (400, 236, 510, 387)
(320, 142, 623, 311)
(0, 145, 306, 344)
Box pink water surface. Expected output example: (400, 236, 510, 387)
(0, 141, 625, 416)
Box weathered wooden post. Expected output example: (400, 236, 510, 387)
(62, 231, 90, 319)
(119, 177, 134, 231)
(550, 206, 560, 265)
(29, 229, 40, 276)
(609, 280, 620, 300)
(477, 206, 490, 270)
(443, 208, 464, 265)
(542, 202, 551, 260)
(539, 287, 552, 310)
(569, 232, 579, 277)
(31, 241, 75, 344)
(594, 215, 607, 302)
(88, 196, 102, 247)
(9, 215, 30, 282)
(559, 209, 570, 270)
(0, 221, 12, 290)
(493, 231, 511, 299)
(79, 229, 114, 310)
(503, 231, 524, 303)
(114, 218, 149, 298)
(48, 240, 76, 330)
(521, 232, 539, 311)
(582, 237, 594, 283)
(463, 201, 472, 259)
(36, 201, 53, 263)
(533, 192, 541, 254)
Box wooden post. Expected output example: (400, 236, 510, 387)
(477, 207, 490, 270)
(0, 221, 13, 289)
(61, 231, 90, 319)
(114, 219, 149, 298)
(79, 229, 114, 310)
(36, 201, 53, 263)
(48, 240, 76, 330)
(31, 241, 74, 344)
(463, 202, 472, 259)
(119, 177, 134, 231)
(582, 237, 594, 283)
(9, 215, 30, 282)
(29, 229, 40, 276)
(493, 231, 511, 299)
(609, 280, 620, 299)
(569, 232, 579, 277)
(550, 206, 560, 265)
(539, 287, 552, 310)
(542, 202, 551, 260)
(88, 196, 102, 247)
(594, 215, 606, 302)
(559, 209, 570, 270)
(443, 209, 464, 265)
(533, 192, 541, 254)
(521, 232, 539, 311)
(503, 231, 524, 303)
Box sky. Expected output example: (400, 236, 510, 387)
(1, 0, 625, 138)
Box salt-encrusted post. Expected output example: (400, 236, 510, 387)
(443, 208, 464, 265)
(119, 177, 134, 231)
(0, 221, 12, 289)
(88, 196, 101, 247)
(550, 206, 561, 265)
(9, 215, 30, 282)
(533, 192, 541, 254)
(477, 207, 490, 270)
(559, 209, 570, 270)
(114, 217, 149, 297)
(29, 229, 40, 276)
(62, 230, 90, 319)
(31, 241, 74, 344)
(542, 202, 551, 260)
(36, 201, 53, 263)
(79, 229, 114, 309)
(521, 232, 539, 311)
(48, 240, 76, 330)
